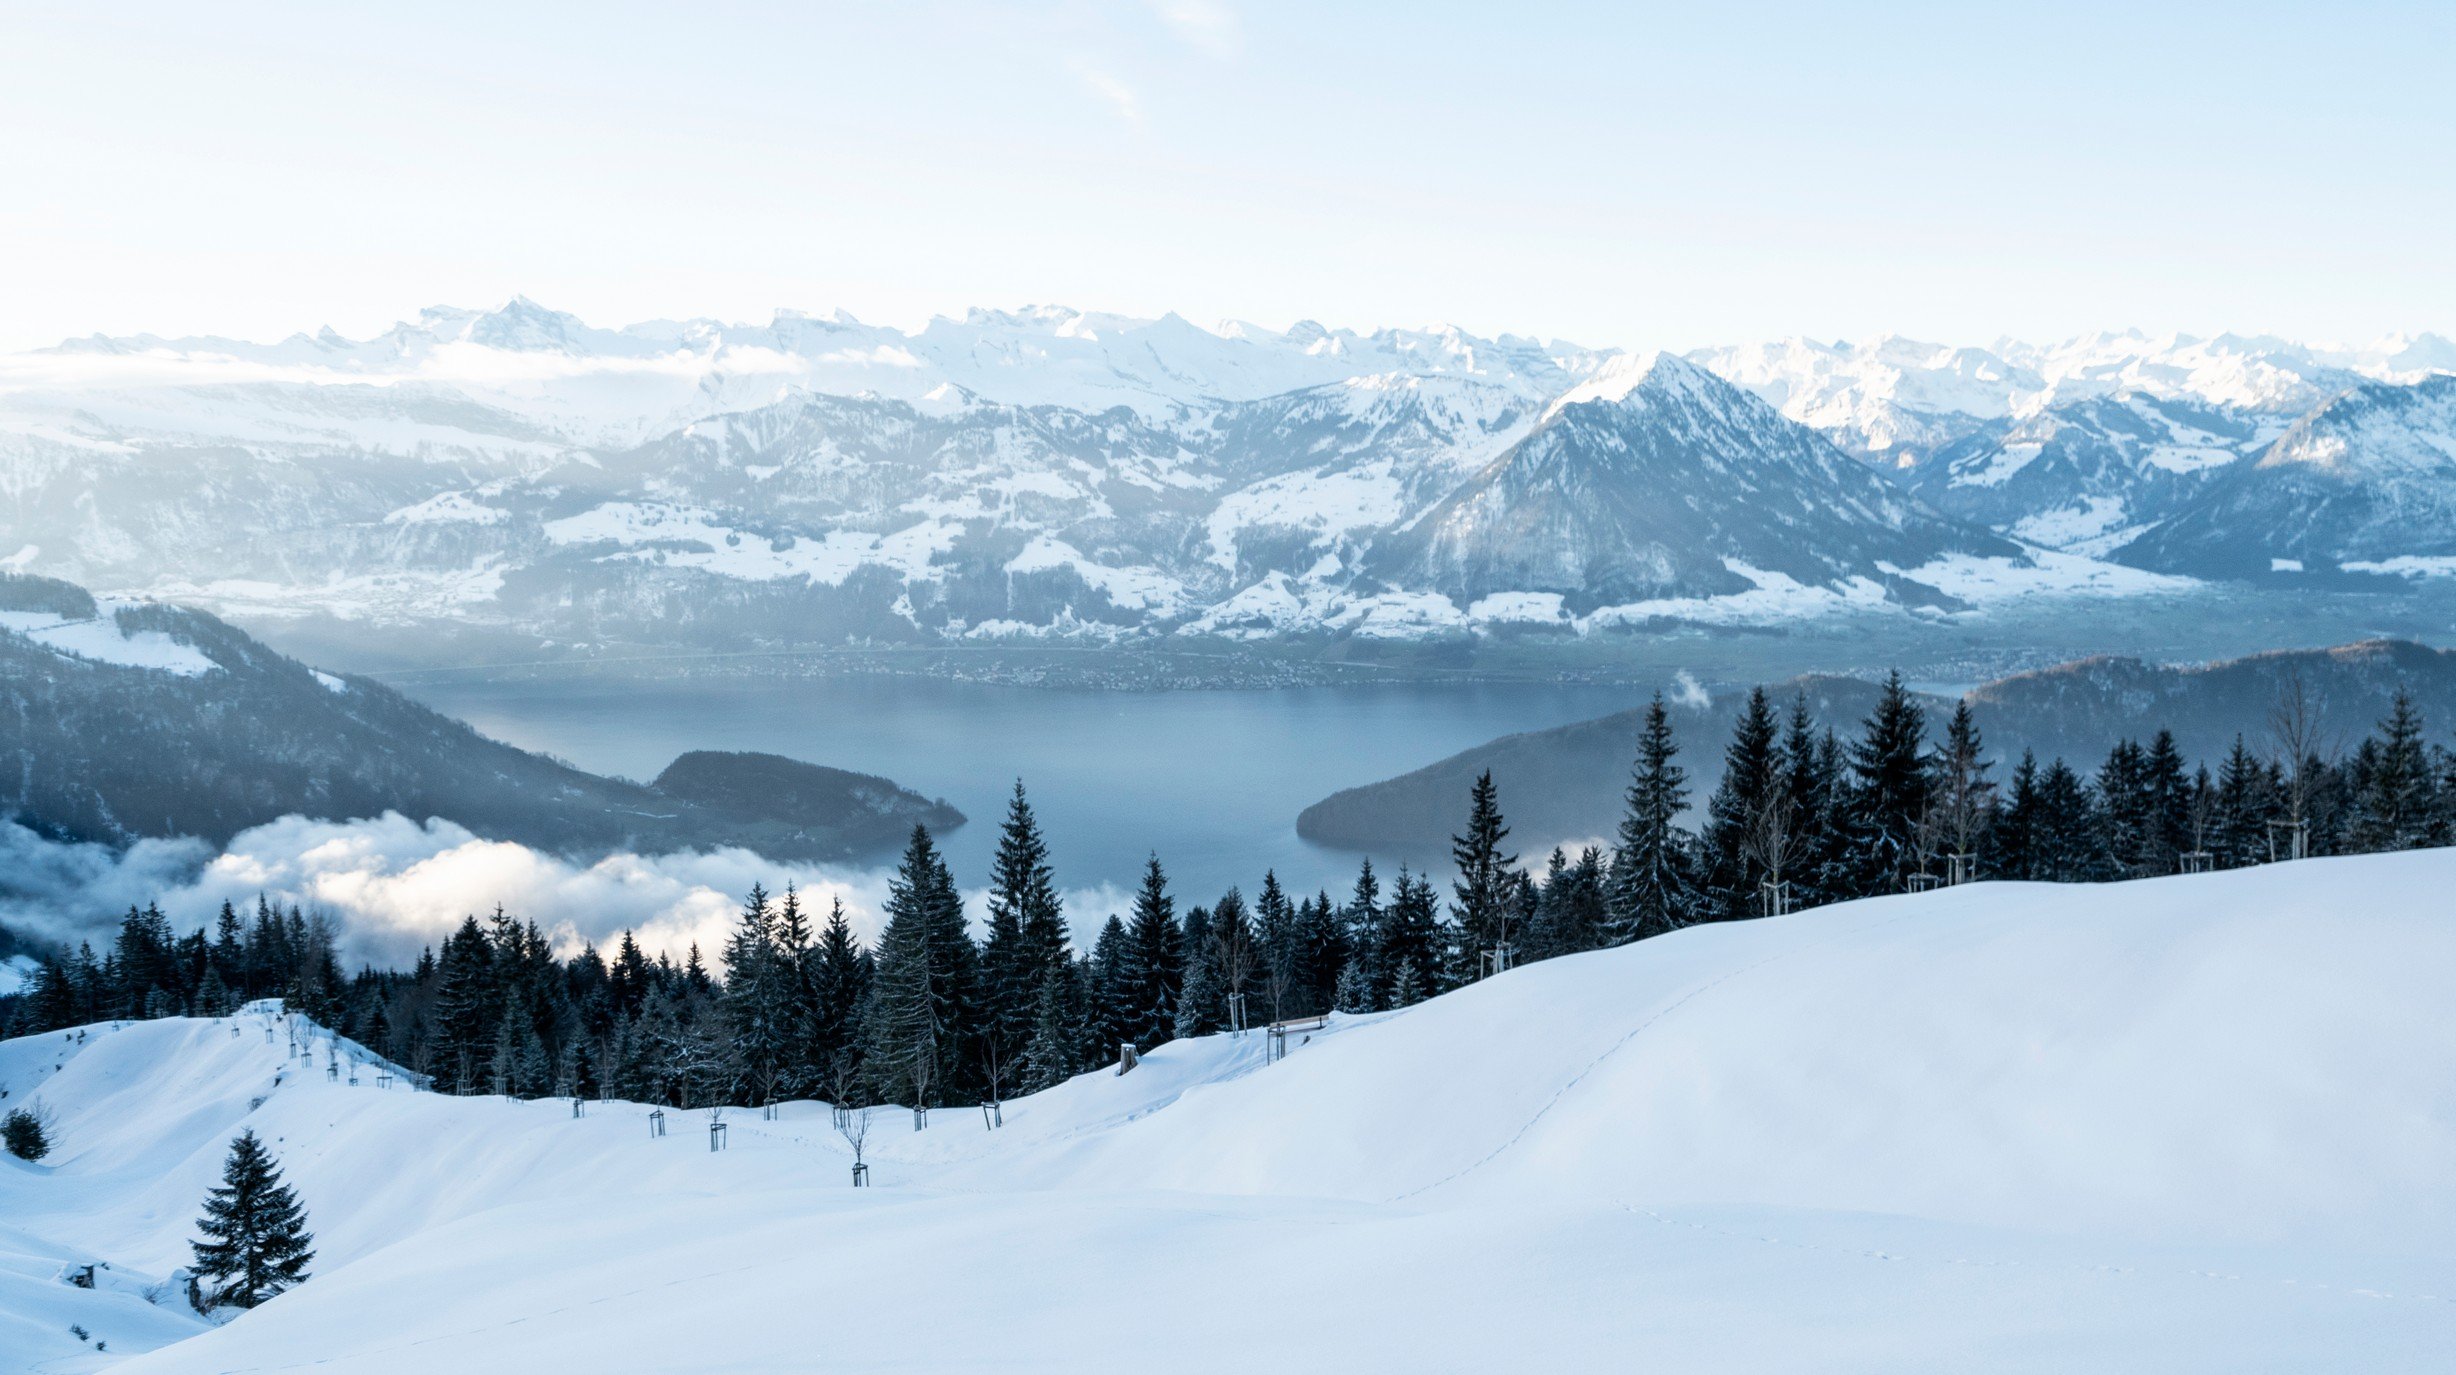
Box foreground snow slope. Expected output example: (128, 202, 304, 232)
(6, 851, 2456, 1372)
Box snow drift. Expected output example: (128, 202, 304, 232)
(7, 851, 2456, 1372)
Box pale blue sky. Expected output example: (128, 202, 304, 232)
(2, 1, 2448, 351)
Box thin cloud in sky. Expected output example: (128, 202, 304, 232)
(1067, 56, 1143, 125)
(1151, 0, 1240, 56)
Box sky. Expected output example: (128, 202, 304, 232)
(0, 0, 2449, 353)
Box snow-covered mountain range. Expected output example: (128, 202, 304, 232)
(2, 303, 2449, 648)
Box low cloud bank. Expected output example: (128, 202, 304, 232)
(0, 814, 1140, 969)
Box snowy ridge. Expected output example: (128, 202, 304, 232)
(8, 852, 2456, 1370)
(4, 302, 2453, 644)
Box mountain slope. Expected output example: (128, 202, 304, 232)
(2120, 375, 2456, 577)
(11, 854, 2456, 1371)
(1359, 354, 2018, 612)
(1297, 638, 2456, 858)
(0, 573, 958, 858)
(1914, 392, 2266, 551)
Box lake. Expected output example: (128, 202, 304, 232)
(393, 674, 1649, 910)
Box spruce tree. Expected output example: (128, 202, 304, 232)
(1988, 750, 2042, 881)
(2212, 735, 2274, 867)
(1378, 868, 1442, 1008)
(1609, 694, 1700, 941)
(1175, 904, 1224, 1039)
(1451, 771, 1518, 972)
(1778, 694, 1841, 908)
(1087, 916, 1134, 1059)
(1253, 871, 1297, 1021)
(982, 782, 1063, 1069)
(860, 827, 973, 1111)
(721, 883, 794, 1107)
(1123, 857, 1183, 1049)
(2351, 690, 2438, 851)
(1018, 965, 1086, 1092)
(2033, 758, 2104, 882)
(1702, 687, 1781, 921)
(809, 898, 868, 1085)
(191, 1129, 314, 1309)
(1929, 700, 1995, 879)
(1850, 672, 1930, 894)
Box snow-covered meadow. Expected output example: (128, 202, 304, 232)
(6, 850, 2455, 1372)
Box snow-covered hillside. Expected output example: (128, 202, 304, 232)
(15, 303, 2453, 649)
(8, 851, 2456, 1372)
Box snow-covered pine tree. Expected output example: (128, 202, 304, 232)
(983, 782, 1066, 1072)
(190, 1129, 313, 1309)
(1609, 693, 1700, 941)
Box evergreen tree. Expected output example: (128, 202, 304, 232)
(1296, 891, 1349, 1011)
(720, 883, 795, 1107)
(2350, 690, 2438, 851)
(1451, 770, 1518, 971)
(1175, 904, 1224, 1039)
(1255, 871, 1299, 1023)
(1778, 695, 1843, 908)
(1609, 694, 1700, 941)
(1378, 868, 1442, 1008)
(1701, 687, 1781, 920)
(1018, 963, 1087, 1092)
(2032, 758, 2104, 882)
(1206, 887, 1260, 1031)
(428, 917, 496, 1094)
(1531, 846, 1610, 957)
(2211, 735, 2275, 868)
(860, 827, 974, 1111)
(982, 782, 1063, 1068)
(1850, 672, 1930, 893)
(1122, 856, 1183, 1049)
(808, 898, 868, 1085)
(190, 1129, 314, 1309)
(1086, 916, 1134, 1060)
(1341, 860, 1384, 1009)
(1929, 700, 1995, 879)
(1988, 751, 2043, 881)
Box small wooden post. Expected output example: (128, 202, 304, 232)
(709, 1119, 728, 1152)
(571, 1097, 585, 1119)
(649, 1108, 666, 1138)
(851, 1162, 870, 1187)
(1117, 1042, 1139, 1076)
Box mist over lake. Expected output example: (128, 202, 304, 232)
(395, 672, 1650, 910)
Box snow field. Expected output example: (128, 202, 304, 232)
(8, 851, 2456, 1370)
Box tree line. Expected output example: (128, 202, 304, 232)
(6, 674, 2450, 1116)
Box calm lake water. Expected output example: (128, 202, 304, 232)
(394, 674, 1647, 906)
